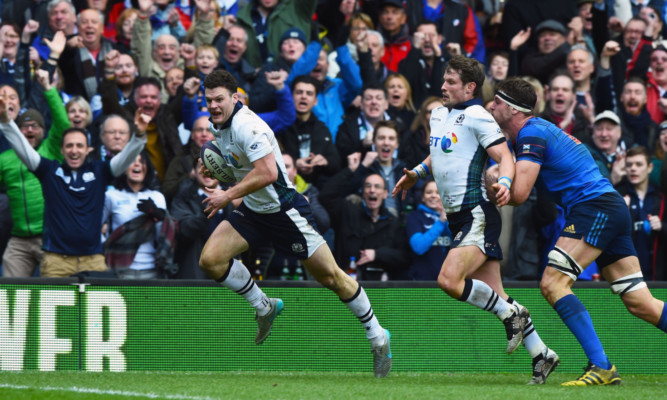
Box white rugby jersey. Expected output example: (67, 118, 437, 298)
(210, 104, 296, 214)
(428, 101, 505, 213)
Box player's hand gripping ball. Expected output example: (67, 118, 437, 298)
(200, 140, 236, 183)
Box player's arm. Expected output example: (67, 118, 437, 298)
(0, 95, 41, 171)
(486, 142, 514, 207)
(392, 154, 432, 200)
(509, 160, 540, 206)
(203, 152, 278, 218)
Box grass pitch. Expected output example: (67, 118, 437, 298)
(1, 371, 666, 400)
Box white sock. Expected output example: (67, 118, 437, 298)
(342, 285, 384, 346)
(460, 279, 514, 320)
(509, 298, 547, 358)
(219, 259, 271, 316)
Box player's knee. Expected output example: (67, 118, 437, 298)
(539, 266, 569, 302)
(611, 272, 650, 317)
(319, 276, 339, 291)
(437, 272, 460, 296)
(198, 248, 226, 274)
(546, 246, 583, 281)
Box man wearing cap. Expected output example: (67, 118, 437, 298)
(521, 19, 571, 85)
(0, 86, 70, 277)
(490, 76, 667, 386)
(236, 0, 317, 69)
(586, 110, 629, 185)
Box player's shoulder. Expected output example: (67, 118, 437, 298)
(463, 104, 495, 122)
(430, 105, 449, 122)
(518, 117, 553, 139)
(231, 106, 270, 134)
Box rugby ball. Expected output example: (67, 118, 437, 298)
(200, 140, 236, 183)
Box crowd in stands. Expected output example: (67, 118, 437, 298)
(0, 0, 666, 281)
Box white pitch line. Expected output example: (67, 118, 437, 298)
(0, 384, 217, 400)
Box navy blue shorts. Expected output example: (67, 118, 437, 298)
(447, 201, 503, 260)
(561, 191, 637, 267)
(227, 194, 326, 259)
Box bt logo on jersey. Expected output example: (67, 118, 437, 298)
(441, 133, 458, 153)
(429, 133, 458, 153)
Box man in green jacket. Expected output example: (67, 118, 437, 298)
(236, 0, 317, 68)
(0, 70, 70, 277)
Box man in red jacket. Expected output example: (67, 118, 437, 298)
(378, 0, 411, 72)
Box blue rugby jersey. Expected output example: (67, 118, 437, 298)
(514, 117, 614, 210)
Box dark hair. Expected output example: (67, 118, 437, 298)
(114, 151, 156, 190)
(374, 120, 400, 143)
(417, 20, 440, 34)
(361, 81, 387, 98)
(0, 21, 20, 36)
(446, 55, 486, 98)
(626, 16, 648, 29)
(291, 74, 321, 94)
(133, 75, 162, 92)
(625, 76, 647, 88)
(495, 77, 537, 115)
(488, 51, 509, 65)
(61, 127, 90, 145)
(626, 145, 651, 165)
(203, 69, 238, 94)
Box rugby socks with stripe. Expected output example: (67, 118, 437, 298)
(217, 259, 271, 316)
(459, 279, 514, 321)
(341, 285, 384, 346)
(507, 297, 547, 358)
(658, 303, 667, 333)
(554, 294, 611, 369)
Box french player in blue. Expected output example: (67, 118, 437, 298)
(394, 56, 558, 384)
(490, 77, 667, 386)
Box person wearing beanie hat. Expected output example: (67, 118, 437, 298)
(16, 109, 46, 148)
(279, 27, 307, 48)
(248, 25, 310, 115)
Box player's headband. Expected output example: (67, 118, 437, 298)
(495, 90, 533, 113)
